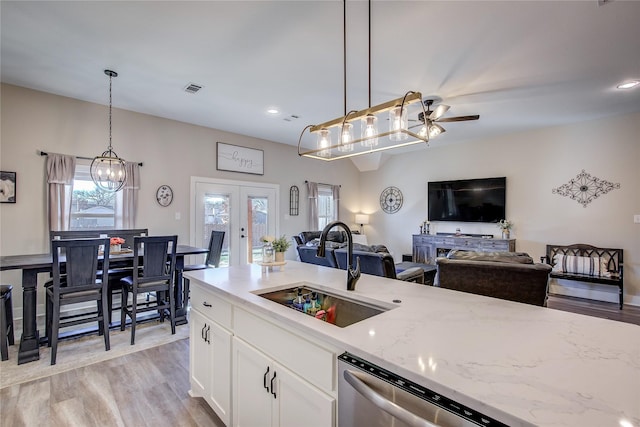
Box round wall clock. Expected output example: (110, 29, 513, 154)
(380, 186, 403, 214)
(156, 185, 174, 207)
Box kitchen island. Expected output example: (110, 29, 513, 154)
(185, 261, 639, 427)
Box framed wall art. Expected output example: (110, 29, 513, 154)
(0, 171, 16, 203)
(217, 142, 264, 175)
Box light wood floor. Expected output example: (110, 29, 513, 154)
(547, 294, 640, 325)
(0, 339, 225, 427)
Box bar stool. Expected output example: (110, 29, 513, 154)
(1, 284, 15, 361)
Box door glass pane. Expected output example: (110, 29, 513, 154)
(203, 193, 230, 267)
(248, 196, 268, 263)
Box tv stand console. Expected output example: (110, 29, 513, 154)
(412, 234, 516, 264)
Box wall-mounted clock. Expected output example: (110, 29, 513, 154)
(156, 185, 174, 207)
(380, 186, 403, 214)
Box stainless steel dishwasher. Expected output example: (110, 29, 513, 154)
(338, 352, 509, 427)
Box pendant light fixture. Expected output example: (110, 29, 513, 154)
(298, 0, 429, 161)
(90, 69, 126, 192)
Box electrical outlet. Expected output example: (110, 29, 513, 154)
(634, 214, 640, 224)
(175, 212, 181, 220)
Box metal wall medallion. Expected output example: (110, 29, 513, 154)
(380, 186, 403, 214)
(552, 170, 620, 208)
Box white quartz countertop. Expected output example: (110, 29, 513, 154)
(185, 261, 640, 427)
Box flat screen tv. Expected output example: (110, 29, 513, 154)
(428, 177, 506, 223)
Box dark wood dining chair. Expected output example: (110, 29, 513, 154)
(120, 235, 178, 345)
(184, 230, 225, 271)
(46, 238, 111, 365)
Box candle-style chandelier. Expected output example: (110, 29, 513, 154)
(90, 69, 127, 192)
(298, 1, 429, 161)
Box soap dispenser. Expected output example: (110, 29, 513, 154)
(293, 288, 305, 311)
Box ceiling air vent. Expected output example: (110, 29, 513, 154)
(184, 83, 203, 94)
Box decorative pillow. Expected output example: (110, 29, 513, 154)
(599, 258, 613, 277)
(552, 255, 604, 276)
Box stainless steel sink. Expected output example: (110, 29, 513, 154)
(257, 283, 390, 327)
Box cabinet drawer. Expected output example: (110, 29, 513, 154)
(479, 240, 509, 250)
(234, 308, 335, 393)
(190, 282, 232, 330)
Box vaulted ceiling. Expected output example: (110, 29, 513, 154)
(2, 1, 639, 165)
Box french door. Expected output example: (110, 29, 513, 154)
(191, 177, 279, 266)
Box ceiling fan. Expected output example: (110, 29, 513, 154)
(410, 99, 480, 139)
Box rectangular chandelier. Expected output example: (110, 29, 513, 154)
(297, 91, 430, 161)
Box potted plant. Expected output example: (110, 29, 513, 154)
(272, 235, 291, 262)
(497, 219, 513, 239)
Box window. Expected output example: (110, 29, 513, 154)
(70, 163, 117, 229)
(317, 184, 336, 230)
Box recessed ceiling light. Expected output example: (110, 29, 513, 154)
(616, 80, 639, 89)
(266, 108, 279, 115)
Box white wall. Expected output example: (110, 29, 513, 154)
(0, 84, 361, 318)
(2, 83, 638, 315)
(359, 112, 640, 306)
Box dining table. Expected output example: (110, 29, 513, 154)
(0, 244, 208, 364)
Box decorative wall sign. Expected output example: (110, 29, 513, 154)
(552, 169, 620, 208)
(0, 171, 16, 203)
(217, 142, 264, 175)
(380, 186, 403, 214)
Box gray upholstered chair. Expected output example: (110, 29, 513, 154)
(436, 251, 552, 306)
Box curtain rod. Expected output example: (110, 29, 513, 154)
(305, 180, 341, 188)
(38, 151, 143, 166)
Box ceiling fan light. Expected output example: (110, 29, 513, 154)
(315, 128, 332, 157)
(338, 122, 354, 152)
(389, 105, 409, 141)
(429, 123, 446, 138)
(616, 80, 639, 89)
(361, 114, 379, 147)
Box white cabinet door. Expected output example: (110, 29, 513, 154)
(190, 310, 210, 396)
(233, 337, 335, 427)
(274, 362, 335, 427)
(208, 320, 232, 425)
(190, 309, 232, 426)
(233, 337, 274, 427)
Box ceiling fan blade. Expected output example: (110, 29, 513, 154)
(436, 115, 480, 123)
(429, 104, 450, 120)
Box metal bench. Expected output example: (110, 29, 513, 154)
(542, 244, 623, 309)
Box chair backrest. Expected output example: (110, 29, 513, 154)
(334, 249, 397, 279)
(296, 245, 338, 268)
(205, 231, 225, 268)
(131, 235, 177, 286)
(50, 229, 149, 250)
(51, 238, 110, 292)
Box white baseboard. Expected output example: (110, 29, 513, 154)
(549, 278, 620, 304)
